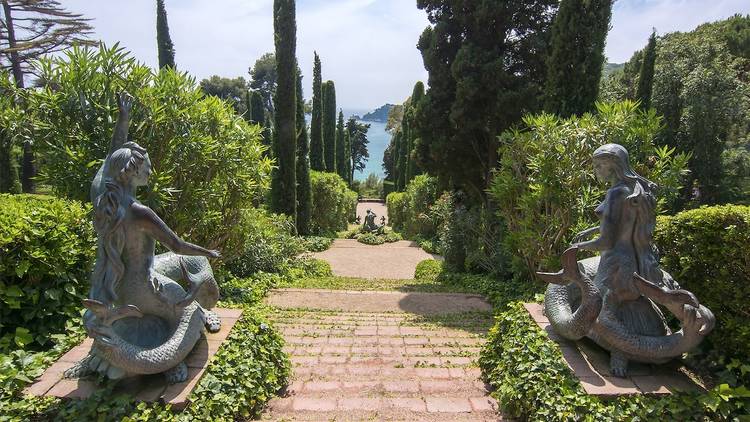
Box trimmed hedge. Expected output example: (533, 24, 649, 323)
(0, 194, 95, 351)
(310, 171, 357, 235)
(655, 205, 750, 381)
(385, 175, 440, 238)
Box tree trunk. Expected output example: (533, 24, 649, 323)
(2, 1, 34, 193)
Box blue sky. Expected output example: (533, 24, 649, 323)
(60, 0, 750, 110)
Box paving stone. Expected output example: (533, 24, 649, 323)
(292, 397, 337, 411)
(425, 397, 473, 413)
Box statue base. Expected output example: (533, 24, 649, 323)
(24, 308, 242, 411)
(523, 303, 704, 398)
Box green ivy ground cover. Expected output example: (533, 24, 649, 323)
(0, 301, 290, 421)
(479, 302, 750, 421)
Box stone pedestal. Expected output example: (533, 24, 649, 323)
(523, 303, 704, 398)
(23, 308, 242, 410)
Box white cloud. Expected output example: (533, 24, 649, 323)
(606, 0, 750, 63)
(45, 1, 750, 109)
(58, 0, 428, 110)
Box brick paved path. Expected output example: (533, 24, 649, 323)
(312, 240, 441, 280)
(263, 307, 502, 421)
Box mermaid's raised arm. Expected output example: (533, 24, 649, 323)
(109, 92, 133, 155)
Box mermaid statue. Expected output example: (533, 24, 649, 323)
(539, 144, 715, 377)
(64, 93, 222, 383)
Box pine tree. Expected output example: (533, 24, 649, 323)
(156, 0, 176, 69)
(1, 0, 93, 193)
(543, 0, 612, 117)
(295, 68, 312, 235)
(322, 80, 336, 172)
(635, 30, 657, 110)
(335, 109, 347, 181)
(270, 0, 297, 218)
(309, 52, 325, 170)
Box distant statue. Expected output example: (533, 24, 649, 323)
(539, 144, 714, 377)
(362, 209, 382, 233)
(380, 216, 386, 226)
(65, 92, 222, 384)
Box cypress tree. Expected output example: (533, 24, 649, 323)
(405, 81, 424, 184)
(543, 0, 612, 117)
(156, 0, 176, 69)
(270, 0, 297, 218)
(322, 80, 337, 172)
(345, 129, 352, 185)
(295, 68, 312, 234)
(309, 52, 325, 170)
(335, 109, 347, 181)
(248, 90, 265, 125)
(635, 30, 657, 110)
(395, 131, 406, 191)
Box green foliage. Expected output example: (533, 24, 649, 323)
(225, 208, 305, 278)
(335, 110, 347, 182)
(310, 52, 325, 171)
(322, 80, 337, 172)
(0, 194, 94, 351)
(416, 0, 558, 199)
(385, 175, 439, 238)
(413, 260, 539, 309)
(352, 173, 382, 198)
(249, 52, 277, 115)
(654, 205, 750, 383)
(603, 16, 750, 204)
(544, 0, 612, 117)
(31, 44, 271, 260)
(270, 0, 297, 219)
(199, 75, 249, 115)
(635, 31, 657, 110)
(0, 73, 24, 194)
(489, 101, 689, 278)
(0, 305, 290, 420)
(156, 0, 176, 69)
(479, 302, 750, 421)
(302, 236, 333, 252)
(346, 117, 370, 182)
(295, 68, 312, 235)
(353, 228, 402, 246)
(310, 170, 357, 235)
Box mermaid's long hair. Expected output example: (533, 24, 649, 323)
(90, 142, 147, 303)
(593, 144, 662, 281)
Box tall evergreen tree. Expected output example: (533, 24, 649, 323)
(346, 117, 370, 183)
(295, 68, 312, 234)
(543, 0, 612, 117)
(248, 90, 265, 125)
(322, 80, 337, 172)
(1, 0, 93, 193)
(395, 131, 406, 191)
(270, 0, 297, 218)
(309, 52, 325, 170)
(344, 130, 352, 185)
(405, 81, 424, 184)
(635, 30, 657, 110)
(156, 0, 176, 69)
(416, 0, 558, 200)
(335, 109, 347, 181)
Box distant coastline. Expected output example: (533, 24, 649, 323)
(360, 104, 394, 123)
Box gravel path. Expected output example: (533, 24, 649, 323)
(312, 239, 441, 280)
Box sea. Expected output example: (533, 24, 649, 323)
(305, 108, 389, 181)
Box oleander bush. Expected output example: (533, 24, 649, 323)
(310, 171, 358, 235)
(30, 44, 271, 260)
(489, 101, 690, 279)
(655, 204, 750, 384)
(385, 175, 439, 238)
(225, 208, 305, 278)
(0, 194, 95, 351)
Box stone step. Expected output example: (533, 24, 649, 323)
(280, 378, 489, 396)
(265, 395, 499, 419)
